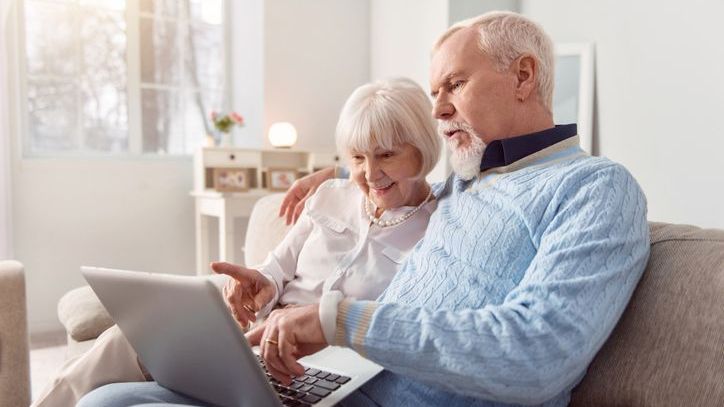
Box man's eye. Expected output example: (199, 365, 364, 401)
(451, 81, 465, 91)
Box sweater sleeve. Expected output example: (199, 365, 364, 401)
(334, 165, 650, 405)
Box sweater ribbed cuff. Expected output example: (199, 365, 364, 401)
(335, 299, 379, 357)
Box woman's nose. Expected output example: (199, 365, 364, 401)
(365, 160, 381, 181)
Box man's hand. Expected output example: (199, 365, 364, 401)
(246, 304, 328, 385)
(212, 262, 275, 327)
(279, 167, 335, 225)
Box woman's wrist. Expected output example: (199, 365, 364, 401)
(255, 272, 280, 316)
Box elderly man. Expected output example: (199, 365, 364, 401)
(80, 10, 649, 407)
(249, 10, 649, 407)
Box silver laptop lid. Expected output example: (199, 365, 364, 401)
(81, 266, 282, 407)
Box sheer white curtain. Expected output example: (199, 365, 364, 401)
(0, 0, 14, 259)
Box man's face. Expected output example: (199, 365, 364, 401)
(430, 27, 519, 148)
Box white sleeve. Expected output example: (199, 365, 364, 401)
(318, 290, 345, 344)
(255, 208, 315, 317)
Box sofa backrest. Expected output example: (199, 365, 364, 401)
(571, 222, 724, 406)
(244, 193, 292, 266)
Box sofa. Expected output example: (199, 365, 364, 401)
(43, 194, 724, 405)
(0, 260, 31, 407)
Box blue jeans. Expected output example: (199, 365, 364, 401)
(77, 382, 207, 407)
(77, 381, 378, 407)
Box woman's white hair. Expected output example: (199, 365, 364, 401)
(434, 11, 555, 112)
(335, 78, 441, 178)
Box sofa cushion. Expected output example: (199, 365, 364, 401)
(570, 222, 724, 406)
(57, 285, 114, 342)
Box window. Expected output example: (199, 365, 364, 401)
(21, 0, 227, 156)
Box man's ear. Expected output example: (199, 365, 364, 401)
(513, 54, 537, 102)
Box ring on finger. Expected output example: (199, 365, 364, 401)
(265, 338, 278, 346)
(243, 304, 255, 313)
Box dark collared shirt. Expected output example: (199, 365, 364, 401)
(480, 123, 578, 171)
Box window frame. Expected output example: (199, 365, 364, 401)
(17, 0, 232, 159)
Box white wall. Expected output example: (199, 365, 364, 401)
(1, 0, 13, 260)
(370, 0, 448, 88)
(370, 0, 449, 182)
(229, 0, 265, 149)
(264, 0, 370, 152)
(522, 0, 724, 229)
(448, 0, 520, 25)
(13, 160, 197, 333)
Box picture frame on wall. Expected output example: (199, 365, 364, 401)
(266, 168, 298, 191)
(213, 168, 251, 192)
(553, 42, 595, 154)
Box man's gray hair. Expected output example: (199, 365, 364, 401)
(434, 11, 555, 112)
(335, 78, 441, 178)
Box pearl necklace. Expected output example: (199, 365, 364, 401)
(365, 186, 433, 228)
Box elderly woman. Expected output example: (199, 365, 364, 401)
(35, 78, 441, 407)
(218, 77, 442, 329)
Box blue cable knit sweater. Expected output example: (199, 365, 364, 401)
(335, 136, 650, 407)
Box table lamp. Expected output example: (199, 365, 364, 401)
(268, 122, 297, 148)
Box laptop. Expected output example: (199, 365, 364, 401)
(81, 266, 383, 407)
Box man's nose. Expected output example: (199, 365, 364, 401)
(432, 96, 454, 120)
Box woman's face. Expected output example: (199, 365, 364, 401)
(347, 142, 426, 210)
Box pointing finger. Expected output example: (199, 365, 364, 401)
(211, 262, 253, 283)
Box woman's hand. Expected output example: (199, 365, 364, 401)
(279, 167, 335, 225)
(212, 262, 276, 327)
(246, 304, 328, 385)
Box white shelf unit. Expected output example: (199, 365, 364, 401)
(191, 147, 338, 274)
(194, 147, 339, 192)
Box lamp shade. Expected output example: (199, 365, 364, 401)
(268, 122, 298, 148)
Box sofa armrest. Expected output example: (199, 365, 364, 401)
(0, 260, 31, 407)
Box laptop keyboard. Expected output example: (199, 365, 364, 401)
(256, 355, 351, 406)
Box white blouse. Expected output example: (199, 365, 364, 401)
(256, 178, 436, 316)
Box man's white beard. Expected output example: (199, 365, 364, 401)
(439, 121, 486, 181)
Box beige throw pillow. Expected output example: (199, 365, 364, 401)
(57, 285, 114, 342)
